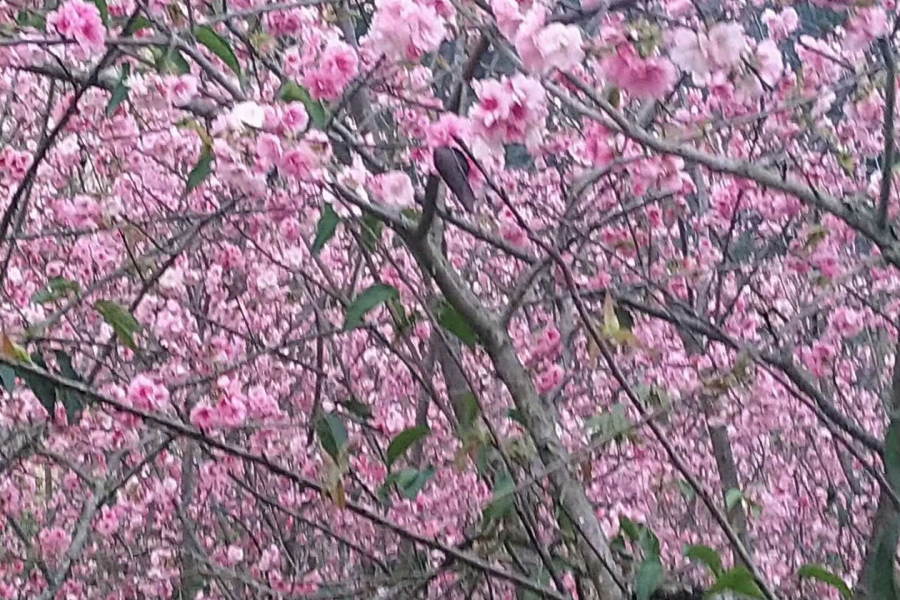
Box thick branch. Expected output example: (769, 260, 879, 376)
(879, 37, 897, 229)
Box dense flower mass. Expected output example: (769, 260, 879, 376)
(303, 41, 359, 101)
(47, 0, 105, 53)
(2, 0, 900, 599)
(365, 0, 448, 62)
(470, 74, 548, 147)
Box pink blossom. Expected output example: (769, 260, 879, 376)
(603, 45, 676, 99)
(470, 79, 512, 139)
(669, 22, 747, 78)
(48, 3, 80, 38)
(804, 341, 837, 377)
(666, 0, 693, 17)
(247, 386, 281, 419)
(374, 171, 415, 208)
(48, 0, 105, 53)
(830, 308, 864, 339)
(707, 22, 747, 68)
(0, 148, 31, 181)
(256, 133, 283, 167)
(282, 46, 303, 77)
(281, 103, 310, 134)
(500, 220, 528, 247)
(225, 545, 244, 566)
(190, 404, 217, 429)
(167, 75, 198, 106)
(53, 195, 101, 228)
(584, 122, 616, 167)
(526, 21, 585, 74)
(126, 375, 170, 412)
(498, 208, 528, 247)
(471, 74, 547, 145)
(513, 6, 547, 73)
(844, 7, 888, 53)
(535, 364, 564, 394)
(40, 527, 71, 557)
(218, 396, 248, 428)
(755, 40, 784, 86)
(227, 101, 267, 130)
(279, 143, 318, 179)
(257, 545, 281, 571)
(96, 506, 120, 537)
(367, 0, 447, 62)
(532, 327, 562, 361)
(108, 0, 136, 17)
(762, 7, 799, 41)
(421, 0, 456, 20)
(425, 114, 471, 149)
(303, 41, 359, 101)
(492, 0, 526, 39)
(268, 9, 308, 36)
(668, 28, 712, 77)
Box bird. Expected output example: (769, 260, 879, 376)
(433, 146, 476, 212)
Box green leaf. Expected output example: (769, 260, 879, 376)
(125, 15, 153, 35)
(401, 207, 421, 222)
(386, 425, 430, 469)
(458, 392, 480, 432)
(619, 515, 642, 541)
(395, 465, 436, 500)
(507, 408, 526, 426)
(342, 398, 372, 420)
(54, 351, 82, 383)
(89, 0, 109, 25)
(615, 306, 635, 331)
(18, 353, 56, 415)
(360, 213, 383, 251)
(316, 412, 348, 461)
(0, 365, 15, 393)
(639, 526, 661, 559)
(797, 564, 852, 599)
(635, 557, 665, 600)
(195, 25, 241, 76)
(390, 297, 416, 336)
(94, 300, 142, 351)
(610, 534, 629, 558)
(17, 9, 46, 30)
(684, 544, 724, 578)
(106, 64, 130, 117)
(311, 203, 340, 254)
(885, 419, 900, 490)
(60, 387, 86, 424)
(343, 284, 399, 330)
(154, 48, 191, 75)
(277, 81, 327, 129)
(185, 150, 214, 195)
(54, 351, 86, 423)
(705, 566, 766, 600)
(483, 472, 516, 524)
(437, 302, 478, 347)
(725, 488, 744, 511)
(586, 403, 633, 444)
(677, 479, 696, 502)
(31, 277, 81, 304)
(608, 86, 621, 108)
(872, 530, 900, 600)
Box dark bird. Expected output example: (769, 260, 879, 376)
(434, 146, 476, 211)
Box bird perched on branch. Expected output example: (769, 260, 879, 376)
(434, 146, 476, 212)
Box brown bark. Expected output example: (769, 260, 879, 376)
(855, 338, 900, 599)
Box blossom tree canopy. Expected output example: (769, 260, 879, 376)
(2, 0, 900, 599)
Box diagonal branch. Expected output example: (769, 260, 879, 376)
(879, 37, 897, 229)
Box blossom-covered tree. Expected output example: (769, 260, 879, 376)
(1, 0, 900, 599)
